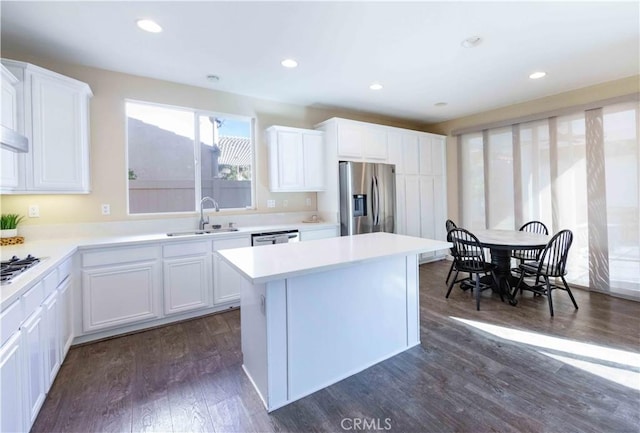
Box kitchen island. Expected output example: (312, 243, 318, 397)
(217, 232, 451, 411)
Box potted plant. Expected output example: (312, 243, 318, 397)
(1, 213, 24, 238)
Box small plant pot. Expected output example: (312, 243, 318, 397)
(0, 229, 18, 238)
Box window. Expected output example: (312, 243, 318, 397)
(458, 99, 640, 296)
(126, 101, 254, 214)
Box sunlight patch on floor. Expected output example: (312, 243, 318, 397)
(450, 316, 640, 391)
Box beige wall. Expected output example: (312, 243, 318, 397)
(0, 51, 426, 225)
(428, 75, 640, 224)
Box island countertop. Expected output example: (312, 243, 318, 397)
(217, 232, 451, 284)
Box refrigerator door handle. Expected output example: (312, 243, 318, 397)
(372, 175, 380, 226)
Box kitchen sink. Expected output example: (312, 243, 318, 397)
(166, 228, 239, 236)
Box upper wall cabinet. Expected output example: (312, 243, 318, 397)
(320, 118, 388, 162)
(266, 126, 325, 192)
(1, 59, 93, 194)
(1, 66, 19, 189)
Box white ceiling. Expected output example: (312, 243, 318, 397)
(1, 1, 638, 124)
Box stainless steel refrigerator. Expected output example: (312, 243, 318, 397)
(339, 161, 396, 236)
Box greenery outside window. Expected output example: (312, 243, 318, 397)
(126, 100, 255, 214)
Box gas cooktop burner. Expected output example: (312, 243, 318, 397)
(1, 255, 41, 285)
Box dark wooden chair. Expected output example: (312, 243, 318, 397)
(513, 229, 578, 316)
(445, 219, 458, 284)
(445, 228, 500, 311)
(511, 220, 549, 266)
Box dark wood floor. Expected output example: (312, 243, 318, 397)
(33, 260, 640, 433)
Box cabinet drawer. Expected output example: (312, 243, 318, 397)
(82, 246, 159, 267)
(23, 281, 45, 314)
(0, 298, 24, 346)
(212, 236, 251, 251)
(163, 240, 210, 258)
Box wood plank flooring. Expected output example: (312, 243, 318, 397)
(32, 260, 640, 432)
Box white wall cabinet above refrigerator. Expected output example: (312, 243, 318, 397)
(266, 125, 325, 192)
(1, 59, 93, 194)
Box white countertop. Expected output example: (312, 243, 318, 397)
(217, 232, 452, 284)
(1, 222, 338, 310)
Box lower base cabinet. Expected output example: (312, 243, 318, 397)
(163, 241, 212, 315)
(43, 291, 61, 389)
(58, 278, 73, 358)
(213, 236, 251, 305)
(82, 261, 161, 332)
(0, 331, 25, 433)
(22, 307, 47, 427)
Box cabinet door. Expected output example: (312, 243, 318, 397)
(22, 308, 46, 427)
(30, 73, 89, 192)
(58, 277, 73, 359)
(433, 175, 447, 241)
(395, 175, 406, 235)
(302, 133, 324, 190)
(419, 176, 436, 259)
(213, 236, 251, 304)
(337, 122, 363, 158)
(42, 291, 60, 390)
(404, 175, 421, 237)
(163, 255, 211, 315)
(387, 131, 403, 173)
(1, 71, 19, 189)
(431, 135, 446, 176)
(276, 130, 303, 189)
(0, 331, 25, 433)
(82, 262, 160, 332)
(402, 133, 420, 175)
(363, 126, 387, 160)
(418, 134, 432, 175)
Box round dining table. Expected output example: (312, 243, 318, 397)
(472, 229, 551, 305)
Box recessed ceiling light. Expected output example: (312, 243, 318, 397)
(136, 19, 162, 33)
(461, 36, 481, 48)
(281, 59, 298, 68)
(369, 83, 383, 91)
(434, 102, 448, 107)
(206, 75, 220, 82)
(529, 71, 547, 79)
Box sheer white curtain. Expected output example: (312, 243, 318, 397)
(603, 102, 640, 294)
(555, 113, 589, 287)
(519, 120, 552, 229)
(486, 127, 515, 229)
(460, 132, 485, 230)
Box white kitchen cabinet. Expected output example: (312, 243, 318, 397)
(1, 59, 92, 193)
(82, 246, 161, 333)
(213, 235, 251, 305)
(419, 134, 446, 176)
(0, 331, 25, 433)
(58, 277, 73, 358)
(299, 226, 338, 241)
(22, 306, 46, 426)
(1, 65, 20, 190)
(387, 130, 403, 172)
(163, 241, 212, 315)
(324, 118, 388, 161)
(266, 126, 324, 192)
(42, 291, 61, 389)
(402, 133, 420, 175)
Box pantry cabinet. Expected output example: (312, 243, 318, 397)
(266, 126, 325, 192)
(163, 241, 212, 315)
(1, 59, 92, 193)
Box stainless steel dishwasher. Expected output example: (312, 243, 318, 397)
(251, 229, 300, 246)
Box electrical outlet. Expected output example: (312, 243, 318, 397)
(283, 200, 288, 208)
(305, 197, 312, 207)
(28, 205, 40, 218)
(267, 200, 276, 208)
(101, 204, 111, 215)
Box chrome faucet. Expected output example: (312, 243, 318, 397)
(199, 196, 219, 230)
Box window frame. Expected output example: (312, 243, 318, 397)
(125, 99, 256, 216)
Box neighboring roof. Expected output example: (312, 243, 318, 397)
(217, 136, 252, 167)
